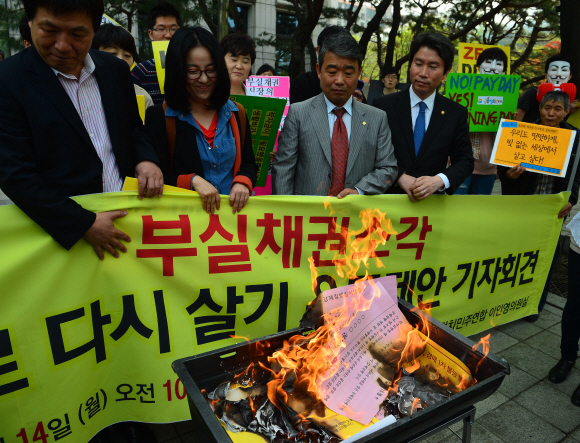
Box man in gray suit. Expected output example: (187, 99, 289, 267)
(272, 33, 398, 197)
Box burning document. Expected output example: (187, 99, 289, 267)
(318, 276, 410, 425)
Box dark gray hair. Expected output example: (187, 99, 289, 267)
(540, 90, 571, 111)
(318, 32, 363, 68)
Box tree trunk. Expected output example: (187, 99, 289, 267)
(228, 0, 245, 33)
(383, 0, 400, 69)
(560, 0, 580, 96)
(288, 0, 324, 80)
(358, 0, 392, 59)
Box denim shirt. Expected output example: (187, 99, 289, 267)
(166, 100, 238, 194)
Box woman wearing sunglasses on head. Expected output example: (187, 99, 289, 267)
(145, 27, 256, 214)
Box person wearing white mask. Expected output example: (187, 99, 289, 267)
(455, 47, 507, 195)
(515, 54, 576, 124)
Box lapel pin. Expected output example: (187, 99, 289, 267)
(441, 111, 445, 115)
(363, 122, 366, 125)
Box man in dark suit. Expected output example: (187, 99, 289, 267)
(373, 31, 473, 200)
(0, 0, 163, 261)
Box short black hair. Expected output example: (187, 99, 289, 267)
(256, 63, 275, 75)
(19, 14, 32, 44)
(318, 32, 362, 68)
(317, 26, 349, 48)
(148, 1, 182, 30)
(91, 24, 138, 60)
(381, 66, 399, 80)
(476, 47, 508, 70)
(23, 0, 104, 33)
(544, 53, 573, 74)
(409, 31, 455, 74)
(164, 26, 230, 113)
(220, 33, 256, 65)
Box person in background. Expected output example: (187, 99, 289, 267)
(132, 1, 181, 105)
(515, 54, 576, 124)
(92, 24, 154, 110)
(0, 49, 4, 61)
(19, 14, 32, 48)
(372, 31, 473, 200)
(220, 33, 255, 96)
(380, 67, 399, 96)
(256, 63, 275, 76)
(498, 91, 580, 323)
(146, 27, 256, 214)
(290, 26, 366, 105)
(455, 47, 507, 195)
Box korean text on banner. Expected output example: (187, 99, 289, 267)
(490, 119, 577, 177)
(458, 43, 511, 75)
(0, 186, 566, 442)
(152, 41, 170, 95)
(230, 95, 286, 187)
(446, 73, 521, 132)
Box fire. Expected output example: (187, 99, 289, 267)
(471, 333, 491, 381)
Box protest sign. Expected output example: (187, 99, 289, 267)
(152, 41, 169, 94)
(136, 95, 146, 123)
(245, 76, 290, 196)
(0, 185, 566, 442)
(101, 14, 123, 27)
(230, 95, 286, 187)
(446, 73, 521, 132)
(458, 43, 510, 75)
(490, 119, 577, 177)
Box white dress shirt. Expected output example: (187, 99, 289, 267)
(53, 54, 123, 193)
(408, 87, 450, 190)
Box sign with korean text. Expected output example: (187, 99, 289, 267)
(458, 43, 511, 75)
(230, 95, 286, 187)
(490, 119, 577, 177)
(446, 73, 521, 132)
(152, 41, 169, 94)
(136, 95, 146, 123)
(0, 188, 566, 442)
(245, 76, 291, 196)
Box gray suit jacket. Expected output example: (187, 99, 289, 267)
(272, 93, 398, 195)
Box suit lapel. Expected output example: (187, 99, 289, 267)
(25, 47, 94, 149)
(346, 99, 365, 176)
(93, 52, 118, 154)
(417, 93, 445, 162)
(398, 89, 416, 158)
(312, 93, 333, 167)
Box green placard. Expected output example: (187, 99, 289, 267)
(446, 73, 521, 132)
(230, 95, 286, 187)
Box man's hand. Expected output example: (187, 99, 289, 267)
(337, 188, 359, 199)
(230, 183, 250, 213)
(135, 161, 164, 199)
(559, 202, 573, 218)
(506, 164, 526, 180)
(84, 211, 131, 260)
(353, 90, 363, 103)
(192, 175, 220, 214)
(410, 176, 444, 201)
(397, 173, 418, 201)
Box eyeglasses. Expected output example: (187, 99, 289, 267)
(151, 26, 179, 35)
(187, 68, 218, 80)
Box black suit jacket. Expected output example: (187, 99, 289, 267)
(372, 88, 473, 194)
(0, 47, 159, 249)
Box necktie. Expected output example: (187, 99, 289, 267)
(330, 108, 349, 196)
(414, 101, 426, 156)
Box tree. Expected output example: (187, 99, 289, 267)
(560, 0, 580, 94)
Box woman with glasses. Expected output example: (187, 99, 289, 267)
(145, 27, 256, 214)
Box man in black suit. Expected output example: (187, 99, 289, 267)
(373, 31, 473, 200)
(0, 0, 163, 261)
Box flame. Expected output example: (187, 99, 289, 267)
(471, 333, 490, 381)
(410, 397, 421, 415)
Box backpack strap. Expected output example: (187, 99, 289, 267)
(162, 102, 176, 174)
(234, 101, 246, 151)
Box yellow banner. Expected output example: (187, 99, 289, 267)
(0, 191, 566, 442)
(458, 43, 511, 75)
(491, 119, 577, 177)
(152, 41, 170, 95)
